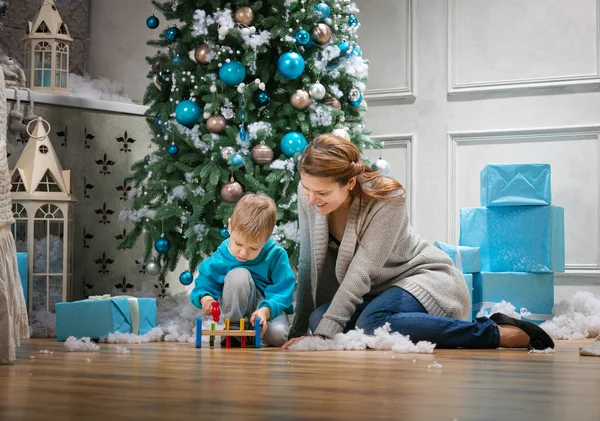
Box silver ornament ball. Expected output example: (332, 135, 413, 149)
(309, 83, 326, 100)
(221, 146, 236, 161)
(146, 260, 161, 276)
(348, 87, 361, 103)
(372, 158, 391, 176)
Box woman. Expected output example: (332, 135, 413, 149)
(282, 134, 554, 350)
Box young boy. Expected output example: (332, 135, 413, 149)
(190, 193, 296, 347)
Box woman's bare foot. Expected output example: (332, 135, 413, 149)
(498, 325, 530, 348)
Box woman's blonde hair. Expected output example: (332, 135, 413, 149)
(230, 193, 277, 241)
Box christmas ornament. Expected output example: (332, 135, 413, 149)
(295, 29, 310, 45)
(332, 128, 350, 141)
(175, 100, 201, 128)
(172, 55, 183, 64)
(220, 227, 230, 238)
(311, 23, 332, 45)
(348, 87, 363, 106)
(252, 142, 274, 165)
(154, 237, 171, 254)
(151, 59, 163, 74)
(146, 260, 161, 276)
(146, 15, 160, 29)
(153, 74, 168, 91)
(277, 51, 305, 80)
(255, 91, 271, 107)
(234, 6, 255, 26)
(165, 26, 181, 42)
(179, 271, 194, 286)
(221, 179, 244, 203)
(281, 132, 308, 158)
(207, 114, 227, 134)
(348, 15, 359, 26)
(314, 2, 331, 19)
(309, 82, 326, 100)
(290, 90, 311, 110)
(338, 40, 350, 55)
(219, 60, 246, 87)
(154, 114, 165, 133)
(323, 96, 341, 110)
(221, 146, 236, 161)
(238, 97, 248, 142)
(352, 43, 362, 56)
(168, 144, 179, 156)
(372, 158, 391, 176)
(231, 154, 244, 167)
(194, 44, 211, 65)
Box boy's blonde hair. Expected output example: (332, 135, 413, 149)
(229, 193, 277, 241)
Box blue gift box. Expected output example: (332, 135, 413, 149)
(472, 272, 554, 325)
(480, 163, 551, 207)
(55, 296, 157, 341)
(434, 241, 481, 273)
(463, 273, 473, 319)
(17, 252, 28, 306)
(459, 206, 565, 273)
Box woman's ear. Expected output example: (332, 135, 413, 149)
(348, 177, 357, 191)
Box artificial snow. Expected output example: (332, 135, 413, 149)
(288, 323, 435, 353)
(64, 337, 100, 352)
(541, 292, 600, 340)
(309, 103, 334, 127)
(29, 310, 56, 338)
(115, 346, 131, 354)
(248, 122, 272, 141)
(476, 301, 522, 320)
(428, 361, 443, 369)
(270, 158, 296, 176)
(528, 348, 555, 354)
(68, 73, 133, 104)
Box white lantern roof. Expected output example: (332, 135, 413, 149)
(24, 0, 73, 42)
(10, 118, 76, 203)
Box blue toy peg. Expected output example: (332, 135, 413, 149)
(195, 317, 202, 348)
(254, 317, 261, 348)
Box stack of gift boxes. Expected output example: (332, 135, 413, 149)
(437, 163, 565, 324)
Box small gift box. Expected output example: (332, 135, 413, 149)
(480, 163, 551, 207)
(434, 241, 481, 274)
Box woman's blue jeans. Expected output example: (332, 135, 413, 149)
(309, 287, 500, 349)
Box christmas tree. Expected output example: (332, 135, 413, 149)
(119, 0, 378, 284)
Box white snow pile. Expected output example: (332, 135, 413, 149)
(115, 346, 130, 354)
(64, 336, 100, 352)
(528, 348, 555, 354)
(476, 301, 522, 319)
(541, 292, 600, 340)
(29, 310, 57, 338)
(68, 73, 133, 103)
(288, 323, 435, 353)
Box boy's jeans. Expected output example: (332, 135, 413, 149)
(221, 268, 289, 347)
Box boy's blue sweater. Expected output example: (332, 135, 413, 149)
(190, 237, 295, 320)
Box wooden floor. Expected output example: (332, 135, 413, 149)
(1, 339, 599, 421)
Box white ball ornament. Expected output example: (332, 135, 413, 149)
(218, 26, 229, 36)
(241, 27, 250, 36)
(259, 82, 266, 90)
(332, 128, 351, 140)
(203, 112, 211, 119)
(249, 26, 256, 34)
(309, 82, 327, 100)
(210, 85, 217, 93)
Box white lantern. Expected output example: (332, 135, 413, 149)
(23, 0, 73, 95)
(10, 118, 76, 314)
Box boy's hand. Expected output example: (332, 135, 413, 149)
(250, 307, 271, 336)
(200, 296, 215, 316)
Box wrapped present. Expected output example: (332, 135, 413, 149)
(459, 206, 565, 273)
(463, 273, 473, 320)
(480, 163, 551, 207)
(56, 295, 157, 341)
(434, 241, 481, 273)
(17, 252, 28, 306)
(472, 272, 554, 325)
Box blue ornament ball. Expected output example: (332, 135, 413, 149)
(220, 227, 230, 238)
(146, 15, 160, 29)
(353, 44, 362, 56)
(295, 29, 310, 45)
(231, 154, 244, 167)
(348, 15, 359, 26)
(277, 52, 305, 80)
(175, 100, 201, 128)
(154, 114, 165, 133)
(168, 144, 179, 156)
(315, 2, 331, 19)
(154, 237, 171, 254)
(219, 60, 246, 87)
(255, 91, 271, 107)
(165, 27, 181, 42)
(280, 132, 308, 158)
(338, 41, 350, 55)
(179, 271, 193, 286)
(172, 55, 183, 64)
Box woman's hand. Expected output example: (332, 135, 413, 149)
(281, 335, 323, 350)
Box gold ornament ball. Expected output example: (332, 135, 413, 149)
(221, 180, 245, 203)
(194, 44, 211, 65)
(234, 6, 255, 26)
(252, 142, 274, 165)
(311, 23, 332, 45)
(323, 96, 341, 110)
(206, 114, 227, 134)
(290, 90, 311, 110)
(151, 60, 163, 74)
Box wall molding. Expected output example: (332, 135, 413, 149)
(447, 126, 600, 275)
(369, 134, 416, 225)
(447, 0, 600, 94)
(364, 0, 416, 102)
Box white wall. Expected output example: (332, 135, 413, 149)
(85, 0, 600, 300)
